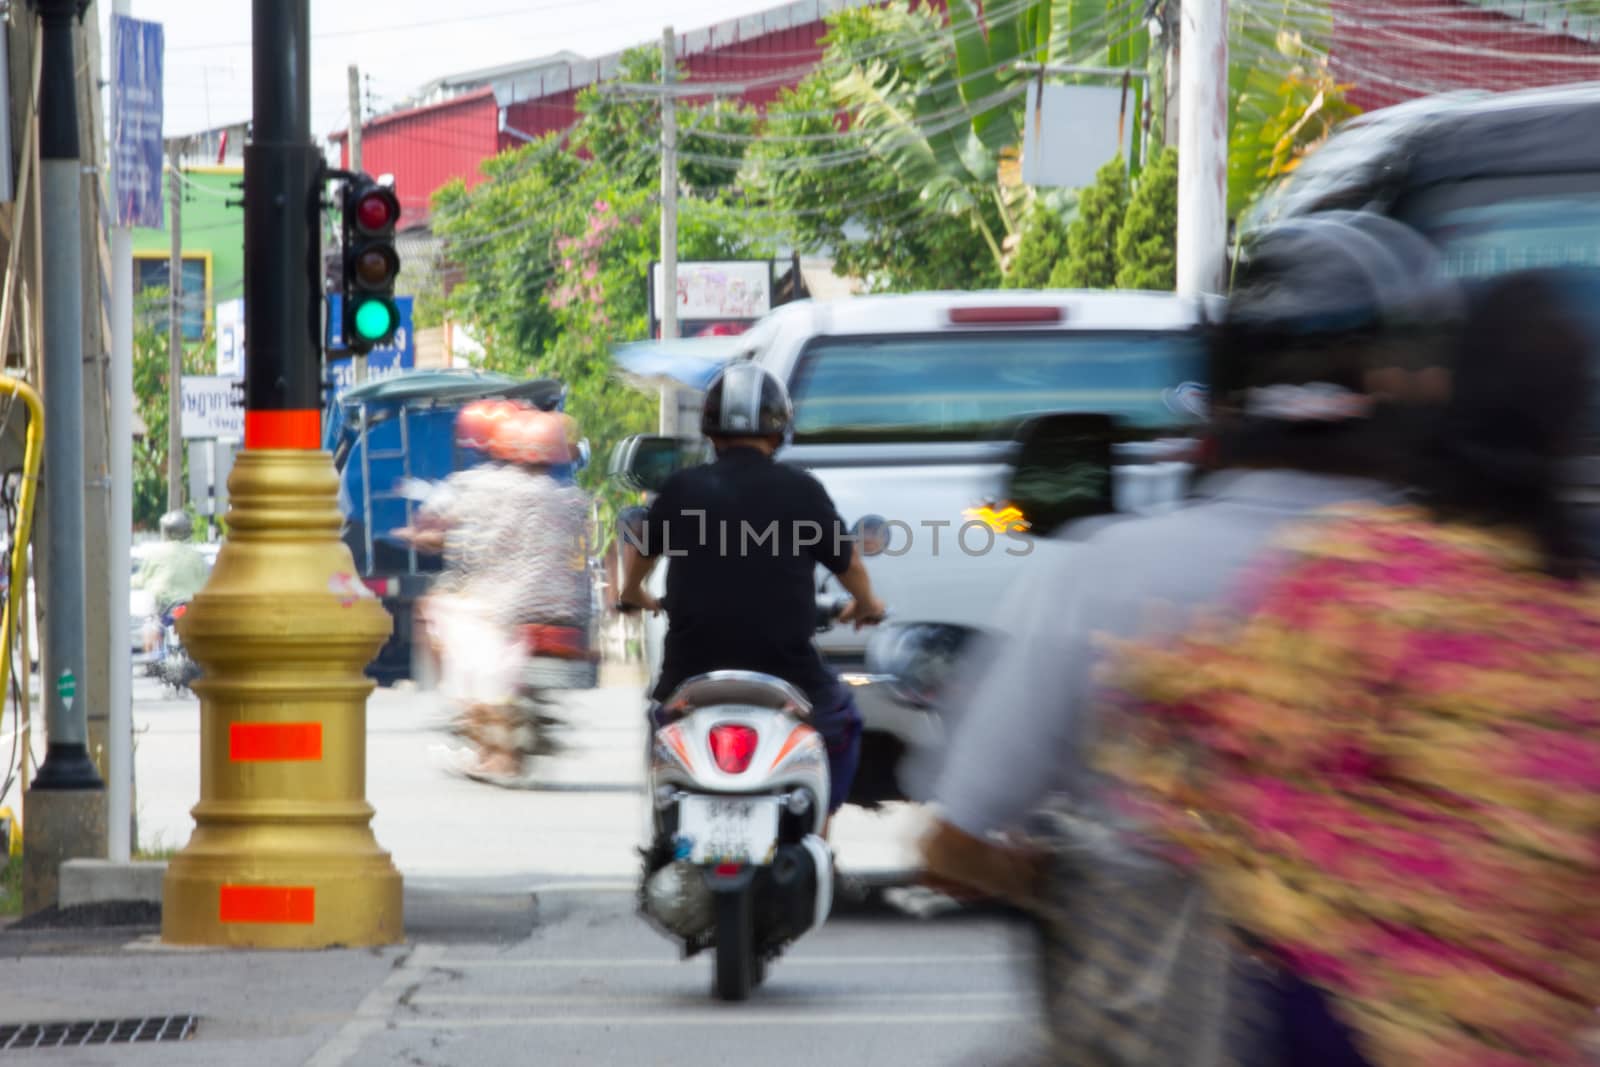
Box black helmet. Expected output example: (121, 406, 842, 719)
(159, 510, 191, 541)
(700, 362, 793, 440)
(1214, 212, 1461, 404)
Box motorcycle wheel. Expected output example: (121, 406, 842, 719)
(712, 891, 756, 1002)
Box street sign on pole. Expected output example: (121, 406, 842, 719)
(180, 376, 244, 441)
(216, 298, 244, 377)
(325, 294, 415, 398)
(1021, 82, 1132, 189)
(110, 15, 164, 229)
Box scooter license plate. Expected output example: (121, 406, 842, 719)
(677, 796, 779, 865)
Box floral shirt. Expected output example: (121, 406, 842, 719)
(1095, 504, 1600, 1067)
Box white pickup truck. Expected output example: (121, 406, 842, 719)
(640, 289, 1215, 804)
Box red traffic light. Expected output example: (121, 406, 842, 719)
(353, 187, 399, 234)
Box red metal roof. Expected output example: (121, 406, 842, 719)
(331, 88, 501, 224)
(1329, 0, 1600, 111)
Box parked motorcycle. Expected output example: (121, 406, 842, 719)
(635, 595, 880, 1001)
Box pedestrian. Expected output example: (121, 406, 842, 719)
(913, 211, 1463, 1062)
(1094, 267, 1600, 1066)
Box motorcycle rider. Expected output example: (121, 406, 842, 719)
(406, 406, 591, 783)
(915, 212, 1462, 904)
(618, 363, 887, 830)
(136, 510, 209, 653)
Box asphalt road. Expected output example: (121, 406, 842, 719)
(0, 673, 1045, 1066)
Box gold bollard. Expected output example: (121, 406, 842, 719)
(162, 449, 402, 947)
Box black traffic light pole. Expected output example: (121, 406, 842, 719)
(243, 0, 324, 449)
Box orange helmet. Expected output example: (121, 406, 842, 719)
(455, 399, 518, 451)
(489, 410, 576, 467)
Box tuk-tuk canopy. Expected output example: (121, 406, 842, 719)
(338, 369, 565, 411)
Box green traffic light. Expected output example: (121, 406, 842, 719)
(353, 299, 395, 341)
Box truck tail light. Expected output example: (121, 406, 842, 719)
(709, 724, 759, 775)
(947, 306, 1064, 325)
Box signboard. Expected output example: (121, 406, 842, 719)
(180, 376, 243, 440)
(216, 298, 244, 377)
(110, 15, 165, 229)
(325, 294, 416, 399)
(1021, 82, 1133, 189)
(650, 261, 773, 331)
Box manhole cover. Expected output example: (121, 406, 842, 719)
(0, 1015, 197, 1050)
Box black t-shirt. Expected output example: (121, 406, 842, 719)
(641, 446, 853, 706)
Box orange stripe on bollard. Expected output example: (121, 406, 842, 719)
(229, 722, 323, 762)
(244, 409, 321, 450)
(218, 885, 316, 924)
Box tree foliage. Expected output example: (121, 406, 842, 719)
(1050, 156, 1128, 288)
(1116, 146, 1178, 290)
(132, 290, 210, 529)
(1003, 203, 1072, 289)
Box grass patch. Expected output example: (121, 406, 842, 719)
(1, 853, 21, 916)
(134, 830, 179, 862)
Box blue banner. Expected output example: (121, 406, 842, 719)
(325, 295, 417, 398)
(111, 15, 164, 229)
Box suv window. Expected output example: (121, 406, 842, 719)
(787, 331, 1208, 443)
(1400, 178, 1600, 432)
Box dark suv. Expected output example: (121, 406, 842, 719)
(1240, 82, 1600, 557)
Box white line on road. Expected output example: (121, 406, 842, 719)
(393, 1012, 1029, 1029)
(410, 991, 1018, 1007)
(303, 944, 445, 1067)
(436, 953, 1026, 969)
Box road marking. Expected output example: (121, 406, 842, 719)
(393, 1012, 1029, 1029)
(304, 944, 444, 1067)
(439, 953, 1026, 970)
(411, 991, 1018, 1007)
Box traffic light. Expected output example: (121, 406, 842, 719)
(340, 177, 401, 353)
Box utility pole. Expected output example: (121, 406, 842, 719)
(658, 26, 679, 435)
(162, 0, 401, 948)
(1175, 0, 1229, 298)
(22, 0, 107, 915)
(107, 0, 136, 866)
(166, 139, 183, 509)
(347, 63, 366, 384)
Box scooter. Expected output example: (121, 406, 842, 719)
(634, 596, 870, 1001)
(155, 601, 201, 696)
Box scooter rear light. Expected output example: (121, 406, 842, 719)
(714, 862, 744, 877)
(708, 724, 759, 775)
(523, 624, 592, 660)
(171, 604, 188, 619)
(362, 578, 398, 598)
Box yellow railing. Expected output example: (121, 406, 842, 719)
(0, 375, 42, 794)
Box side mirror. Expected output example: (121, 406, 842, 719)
(575, 438, 591, 471)
(864, 622, 979, 709)
(1004, 412, 1117, 539)
(850, 514, 889, 557)
(608, 434, 708, 494)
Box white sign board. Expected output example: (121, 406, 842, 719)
(1021, 82, 1133, 189)
(652, 261, 772, 322)
(216, 298, 244, 378)
(180, 376, 243, 441)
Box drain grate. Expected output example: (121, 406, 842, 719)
(0, 1015, 197, 1050)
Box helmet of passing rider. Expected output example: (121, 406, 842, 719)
(489, 410, 576, 468)
(456, 399, 519, 453)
